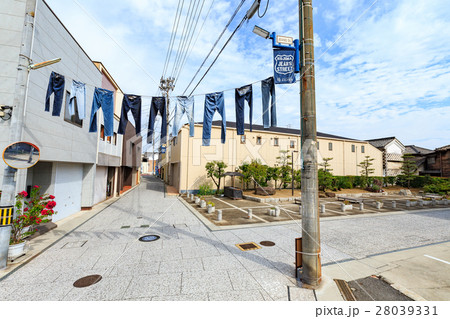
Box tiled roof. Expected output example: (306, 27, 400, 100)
(405, 145, 434, 155)
(199, 121, 359, 141)
(366, 137, 397, 148)
(436, 145, 450, 152)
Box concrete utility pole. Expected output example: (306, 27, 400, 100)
(159, 77, 174, 182)
(299, 0, 321, 288)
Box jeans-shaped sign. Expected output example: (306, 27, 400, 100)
(273, 49, 296, 84)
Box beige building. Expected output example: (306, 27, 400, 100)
(162, 121, 383, 193)
(367, 137, 406, 176)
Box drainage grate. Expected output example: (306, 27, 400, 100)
(139, 235, 160, 242)
(260, 241, 275, 247)
(334, 279, 356, 301)
(73, 275, 102, 288)
(236, 242, 261, 251)
(121, 226, 130, 229)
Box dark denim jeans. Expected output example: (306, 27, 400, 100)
(173, 96, 194, 137)
(89, 87, 114, 136)
(118, 94, 141, 135)
(235, 84, 253, 135)
(45, 71, 65, 116)
(202, 92, 226, 146)
(261, 76, 277, 128)
(148, 97, 167, 143)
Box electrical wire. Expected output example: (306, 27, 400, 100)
(187, 15, 248, 96)
(258, 0, 269, 18)
(162, 0, 185, 78)
(182, 0, 247, 95)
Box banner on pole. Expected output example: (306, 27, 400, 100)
(273, 49, 296, 84)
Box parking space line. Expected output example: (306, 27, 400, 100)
(214, 198, 269, 223)
(424, 255, 450, 265)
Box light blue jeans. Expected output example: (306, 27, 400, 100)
(202, 92, 226, 146)
(173, 96, 195, 137)
(69, 80, 86, 120)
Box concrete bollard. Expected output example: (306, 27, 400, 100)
(248, 209, 252, 219)
(392, 201, 396, 209)
(267, 208, 272, 216)
(320, 204, 326, 214)
(200, 200, 206, 208)
(191, 194, 194, 201)
(275, 207, 280, 217)
(406, 200, 410, 207)
(195, 197, 200, 205)
(340, 203, 345, 212)
(432, 199, 436, 206)
(376, 201, 382, 209)
(217, 210, 222, 221)
(419, 200, 424, 207)
(359, 202, 364, 211)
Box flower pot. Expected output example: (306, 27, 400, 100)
(8, 241, 26, 260)
(207, 206, 215, 214)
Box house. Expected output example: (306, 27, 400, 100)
(163, 121, 383, 193)
(404, 145, 434, 176)
(0, 0, 139, 221)
(367, 137, 405, 176)
(419, 145, 450, 178)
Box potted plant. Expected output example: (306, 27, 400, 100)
(341, 200, 353, 212)
(207, 201, 215, 214)
(9, 186, 57, 259)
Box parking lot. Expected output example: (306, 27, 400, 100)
(182, 193, 449, 228)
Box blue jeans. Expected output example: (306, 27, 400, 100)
(118, 94, 141, 135)
(203, 92, 226, 146)
(69, 80, 86, 120)
(261, 77, 277, 128)
(148, 97, 167, 143)
(235, 84, 253, 135)
(45, 71, 65, 116)
(173, 96, 194, 137)
(89, 87, 114, 136)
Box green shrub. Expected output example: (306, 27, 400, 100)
(423, 178, 450, 195)
(198, 183, 215, 196)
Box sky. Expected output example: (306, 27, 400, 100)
(45, 0, 450, 150)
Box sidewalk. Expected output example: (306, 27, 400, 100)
(0, 176, 315, 301)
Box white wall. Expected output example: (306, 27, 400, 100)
(52, 162, 82, 222)
(94, 166, 107, 205)
(386, 141, 404, 154)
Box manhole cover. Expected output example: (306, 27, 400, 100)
(73, 275, 102, 288)
(236, 242, 261, 251)
(260, 241, 275, 247)
(139, 235, 160, 242)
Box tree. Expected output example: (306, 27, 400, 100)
(401, 154, 418, 188)
(238, 162, 251, 190)
(205, 161, 227, 193)
(247, 159, 267, 188)
(358, 156, 375, 188)
(266, 166, 280, 189)
(293, 169, 301, 189)
(318, 169, 334, 192)
(319, 157, 333, 172)
(279, 165, 292, 189)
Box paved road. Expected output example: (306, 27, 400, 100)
(0, 176, 448, 301)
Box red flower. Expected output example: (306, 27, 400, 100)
(33, 185, 39, 188)
(39, 197, 43, 200)
(46, 201, 56, 209)
(49, 195, 55, 199)
(19, 191, 28, 197)
(24, 208, 29, 212)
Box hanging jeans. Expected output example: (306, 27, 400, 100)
(148, 97, 167, 144)
(45, 71, 65, 116)
(89, 87, 114, 136)
(235, 84, 253, 135)
(118, 94, 141, 135)
(69, 80, 86, 120)
(261, 76, 277, 128)
(202, 92, 226, 146)
(173, 96, 195, 137)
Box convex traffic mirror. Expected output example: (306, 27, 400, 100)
(2, 142, 40, 169)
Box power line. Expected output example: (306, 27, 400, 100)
(162, 0, 184, 78)
(182, 0, 248, 95)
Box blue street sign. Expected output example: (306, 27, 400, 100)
(273, 49, 296, 84)
(161, 147, 166, 154)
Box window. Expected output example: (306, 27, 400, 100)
(113, 133, 117, 145)
(428, 157, 436, 165)
(328, 142, 333, 151)
(256, 136, 262, 145)
(361, 145, 365, 153)
(64, 90, 82, 127)
(100, 125, 105, 141)
(351, 145, 355, 152)
(290, 140, 295, 148)
(107, 135, 111, 143)
(240, 135, 246, 144)
(274, 138, 279, 146)
(317, 141, 319, 149)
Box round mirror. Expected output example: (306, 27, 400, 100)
(2, 142, 40, 169)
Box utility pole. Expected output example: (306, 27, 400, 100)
(299, 0, 321, 288)
(159, 77, 175, 182)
